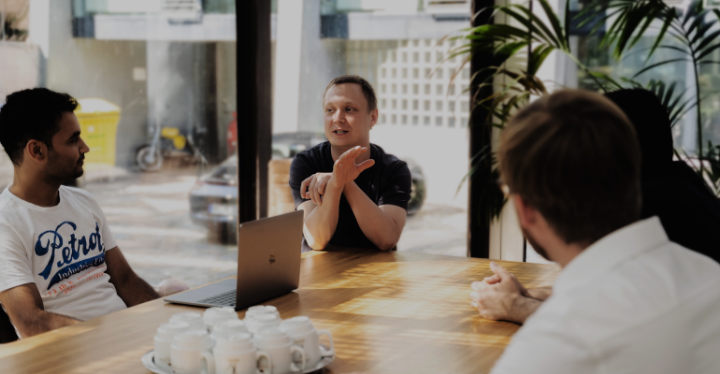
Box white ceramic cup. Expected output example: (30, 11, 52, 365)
(213, 333, 271, 374)
(204, 307, 239, 332)
(171, 330, 215, 374)
(254, 328, 306, 374)
(245, 305, 280, 320)
(212, 319, 251, 340)
(171, 312, 207, 332)
(245, 313, 282, 335)
(279, 316, 334, 368)
(154, 321, 191, 371)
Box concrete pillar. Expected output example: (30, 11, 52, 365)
(273, 0, 347, 134)
(272, 0, 305, 134)
(46, 0, 148, 168)
(146, 42, 209, 138)
(29, 0, 50, 58)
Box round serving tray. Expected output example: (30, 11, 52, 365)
(142, 349, 335, 374)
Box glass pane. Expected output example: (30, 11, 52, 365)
(0, 0, 238, 288)
(569, 0, 714, 155)
(524, 0, 709, 264)
(273, 0, 472, 256)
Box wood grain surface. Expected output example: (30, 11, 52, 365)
(0, 247, 560, 374)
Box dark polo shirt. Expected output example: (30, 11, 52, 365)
(289, 142, 411, 251)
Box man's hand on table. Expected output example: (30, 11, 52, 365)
(470, 262, 546, 324)
(300, 146, 375, 206)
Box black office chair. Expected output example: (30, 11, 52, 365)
(0, 307, 18, 343)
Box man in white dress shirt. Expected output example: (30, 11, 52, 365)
(483, 89, 720, 374)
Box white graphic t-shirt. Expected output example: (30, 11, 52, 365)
(0, 186, 127, 324)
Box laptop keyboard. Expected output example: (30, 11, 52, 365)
(198, 290, 236, 307)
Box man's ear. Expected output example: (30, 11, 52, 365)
(512, 194, 537, 230)
(370, 108, 378, 128)
(25, 140, 48, 164)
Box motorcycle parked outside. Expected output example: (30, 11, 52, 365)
(136, 126, 207, 172)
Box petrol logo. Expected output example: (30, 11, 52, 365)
(269, 250, 276, 265)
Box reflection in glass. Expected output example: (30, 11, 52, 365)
(0, 0, 240, 288)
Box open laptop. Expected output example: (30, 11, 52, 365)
(164, 210, 303, 311)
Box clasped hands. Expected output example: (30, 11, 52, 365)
(300, 146, 375, 206)
(469, 262, 544, 324)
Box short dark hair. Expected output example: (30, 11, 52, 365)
(323, 75, 378, 113)
(604, 88, 673, 178)
(498, 89, 642, 245)
(0, 88, 78, 165)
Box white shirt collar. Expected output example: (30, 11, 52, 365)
(553, 217, 669, 295)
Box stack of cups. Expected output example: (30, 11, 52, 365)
(280, 316, 335, 369)
(247, 314, 282, 335)
(204, 307, 239, 333)
(153, 307, 332, 373)
(170, 312, 206, 332)
(171, 330, 215, 374)
(213, 333, 270, 374)
(254, 328, 306, 374)
(154, 321, 191, 371)
(244, 306, 282, 335)
(212, 319, 250, 340)
(245, 306, 281, 320)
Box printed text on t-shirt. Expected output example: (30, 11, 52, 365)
(35, 221, 106, 290)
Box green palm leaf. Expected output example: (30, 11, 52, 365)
(632, 58, 689, 78)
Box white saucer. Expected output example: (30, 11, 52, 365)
(142, 349, 335, 374)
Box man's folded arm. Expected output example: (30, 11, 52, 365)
(105, 247, 159, 306)
(290, 155, 342, 251)
(0, 283, 80, 338)
(297, 183, 343, 250)
(343, 181, 406, 251)
(342, 161, 410, 251)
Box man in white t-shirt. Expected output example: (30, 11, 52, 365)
(0, 88, 159, 339)
(477, 90, 720, 373)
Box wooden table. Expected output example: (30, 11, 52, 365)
(0, 247, 559, 374)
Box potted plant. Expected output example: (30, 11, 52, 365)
(449, 0, 720, 227)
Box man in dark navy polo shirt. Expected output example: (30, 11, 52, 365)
(289, 75, 411, 252)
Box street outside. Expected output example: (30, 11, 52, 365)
(84, 167, 469, 290)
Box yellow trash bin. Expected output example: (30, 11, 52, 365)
(74, 99, 121, 166)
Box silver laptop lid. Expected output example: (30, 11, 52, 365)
(234, 210, 303, 310)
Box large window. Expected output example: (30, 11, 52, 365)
(569, 0, 720, 154)
(1, 0, 239, 288)
(272, 0, 472, 256)
(0, 0, 477, 294)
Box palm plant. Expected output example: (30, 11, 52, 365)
(450, 0, 720, 227)
(448, 0, 575, 129)
(579, 0, 720, 189)
(447, 0, 607, 225)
